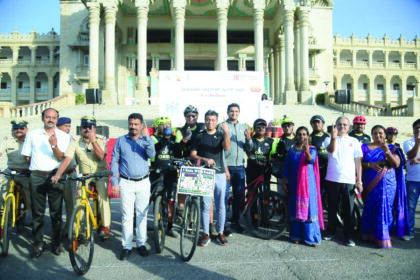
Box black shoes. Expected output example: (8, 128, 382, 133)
(52, 245, 65, 256)
(166, 228, 179, 238)
(323, 232, 335, 241)
(137, 245, 149, 257)
(231, 223, 245, 234)
(120, 249, 131, 261)
(31, 245, 44, 259)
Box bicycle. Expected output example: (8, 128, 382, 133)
(148, 158, 186, 254)
(58, 170, 112, 275)
(227, 170, 288, 240)
(0, 170, 30, 257)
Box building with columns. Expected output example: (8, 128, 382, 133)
(58, 0, 334, 105)
(0, 30, 60, 105)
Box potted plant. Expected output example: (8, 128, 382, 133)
(266, 121, 274, 137)
(271, 118, 282, 138)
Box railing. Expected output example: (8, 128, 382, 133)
(372, 62, 384, 68)
(328, 94, 386, 116)
(9, 94, 73, 118)
(0, 89, 11, 94)
(17, 88, 30, 94)
(17, 59, 31, 65)
(0, 59, 13, 64)
(390, 104, 408, 116)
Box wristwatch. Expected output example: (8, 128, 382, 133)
(51, 145, 56, 149)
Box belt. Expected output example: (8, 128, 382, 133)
(9, 168, 30, 173)
(32, 170, 54, 175)
(66, 168, 77, 174)
(120, 174, 149, 182)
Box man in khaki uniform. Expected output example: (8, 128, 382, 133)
(0, 120, 31, 220)
(52, 116, 111, 238)
(56, 117, 78, 236)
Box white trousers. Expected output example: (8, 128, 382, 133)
(119, 178, 150, 249)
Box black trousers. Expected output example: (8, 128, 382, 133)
(326, 180, 355, 239)
(30, 172, 63, 247)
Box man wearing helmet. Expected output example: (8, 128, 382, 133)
(385, 127, 401, 148)
(309, 115, 330, 194)
(175, 105, 206, 223)
(150, 116, 182, 238)
(349, 116, 371, 144)
(275, 116, 296, 192)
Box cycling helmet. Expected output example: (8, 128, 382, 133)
(153, 116, 171, 127)
(253, 118, 267, 129)
(184, 105, 199, 117)
(353, 116, 366, 124)
(281, 116, 294, 126)
(386, 127, 398, 134)
(310, 115, 325, 124)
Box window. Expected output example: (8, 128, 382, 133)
(1, 82, 7, 89)
(84, 55, 89, 65)
(346, 83, 352, 90)
(36, 81, 41, 89)
(377, 84, 384, 90)
(393, 83, 400, 90)
(18, 81, 23, 89)
(363, 83, 368, 90)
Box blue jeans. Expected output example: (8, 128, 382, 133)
(406, 181, 420, 236)
(225, 166, 245, 225)
(201, 173, 226, 235)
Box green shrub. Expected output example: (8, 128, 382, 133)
(315, 93, 325, 105)
(75, 94, 85, 105)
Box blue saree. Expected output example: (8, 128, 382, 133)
(361, 144, 410, 248)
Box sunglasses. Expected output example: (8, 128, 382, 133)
(82, 125, 93, 130)
(12, 126, 26, 130)
(186, 114, 197, 119)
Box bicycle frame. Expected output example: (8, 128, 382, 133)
(74, 183, 101, 241)
(1, 174, 28, 231)
(240, 174, 266, 214)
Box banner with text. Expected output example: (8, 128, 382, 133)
(178, 166, 216, 197)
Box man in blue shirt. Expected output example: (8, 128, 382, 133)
(110, 113, 156, 261)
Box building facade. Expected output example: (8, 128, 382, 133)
(0, 30, 60, 105)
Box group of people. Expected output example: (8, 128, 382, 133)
(1, 105, 419, 262)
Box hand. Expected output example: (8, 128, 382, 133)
(220, 118, 229, 134)
(88, 130, 97, 143)
(282, 182, 288, 193)
(379, 142, 389, 154)
(303, 139, 310, 153)
(111, 185, 120, 197)
(206, 158, 216, 166)
(244, 128, 251, 140)
(409, 157, 420, 166)
(49, 131, 58, 146)
(331, 122, 337, 138)
(51, 174, 61, 184)
(141, 121, 149, 137)
(226, 169, 230, 181)
(356, 182, 363, 193)
(370, 161, 383, 172)
(183, 128, 192, 141)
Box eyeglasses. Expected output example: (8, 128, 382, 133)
(336, 123, 348, 127)
(82, 125, 93, 130)
(186, 114, 197, 119)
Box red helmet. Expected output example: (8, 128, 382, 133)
(353, 116, 366, 124)
(386, 127, 398, 134)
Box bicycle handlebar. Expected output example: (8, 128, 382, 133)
(58, 170, 112, 183)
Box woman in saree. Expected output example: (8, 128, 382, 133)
(361, 125, 410, 248)
(282, 126, 324, 246)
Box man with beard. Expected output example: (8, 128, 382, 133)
(21, 108, 70, 258)
(110, 113, 156, 260)
(349, 116, 371, 144)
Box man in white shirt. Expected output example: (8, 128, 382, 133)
(21, 108, 70, 258)
(323, 116, 363, 247)
(403, 119, 420, 239)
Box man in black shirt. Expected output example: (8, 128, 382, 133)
(191, 110, 230, 246)
(349, 116, 371, 144)
(309, 115, 330, 194)
(275, 116, 295, 181)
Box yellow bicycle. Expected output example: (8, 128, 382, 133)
(0, 170, 30, 257)
(58, 170, 112, 275)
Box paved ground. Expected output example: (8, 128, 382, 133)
(1, 198, 420, 280)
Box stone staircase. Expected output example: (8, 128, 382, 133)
(0, 103, 417, 169)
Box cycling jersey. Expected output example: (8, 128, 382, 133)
(349, 131, 371, 144)
(309, 131, 330, 169)
(175, 123, 206, 158)
(244, 136, 275, 183)
(276, 135, 295, 162)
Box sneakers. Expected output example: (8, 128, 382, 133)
(210, 222, 218, 238)
(200, 234, 211, 247)
(323, 232, 335, 241)
(400, 235, 414, 241)
(99, 226, 111, 238)
(223, 229, 232, 237)
(166, 228, 179, 238)
(231, 222, 245, 234)
(217, 233, 228, 246)
(346, 239, 356, 247)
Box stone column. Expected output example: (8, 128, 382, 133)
(417, 52, 420, 70)
(136, 0, 149, 104)
(400, 51, 405, 68)
(12, 46, 19, 64)
(216, 1, 228, 71)
(384, 75, 391, 104)
(30, 46, 37, 65)
(173, 0, 186, 71)
(254, 8, 264, 72)
(104, 4, 117, 104)
(87, 2, 100, 89)
(29, 72, 35, 104)
(384, 50, 389, 68)
(49, 46, 55, 64)
(368, 50, 372, 68)
(264, 56, 270, 97)
(239, 54, 247, 71)
(279, 35, 286, 104)
(294, 20, 300, 91)
(298, 7, 310, 104)
(283, 9, 296, 104)
(269, 51, 275, 101)
(368, 75, 375, 105)
(401, 78, 406, 105)
(336, 49, 340, 67)
(352, 74, 358, 101)
(352, 50, 357, 67)
(274, 45, 280, 104)
(48, 72, 54, 100)
(10, 72, 17, 105)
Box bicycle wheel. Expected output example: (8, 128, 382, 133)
(68, 205, 94, 275)
(180, 198, 200, 262)
(153, 194, 167, 254)
(245, 191, 288, 240)
(1, 199, 13, 257)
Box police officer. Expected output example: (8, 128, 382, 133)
(309, 115, 330, 195)
(150, 116, 182, 238)
(56, 117, 78, 236)
(52, 116, 111, 238)
(0, 120, 32, 222)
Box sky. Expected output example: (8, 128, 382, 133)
(0, 0, 419, 40)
